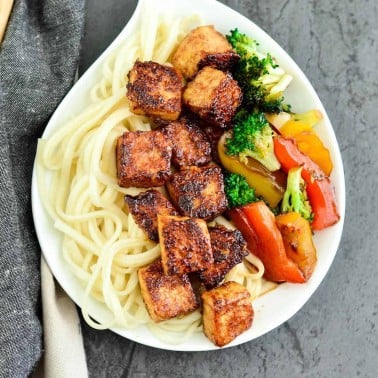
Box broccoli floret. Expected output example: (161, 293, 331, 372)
(227, 28, 292, 113)
(225, 109, 281, 171)
(224, 172, 257, 208)
(281, 166, 313, 222)
(226, 28, 259, 57)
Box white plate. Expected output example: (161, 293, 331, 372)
(32, 0, 345, 350)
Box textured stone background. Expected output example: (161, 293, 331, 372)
(79, 0, 378, 376)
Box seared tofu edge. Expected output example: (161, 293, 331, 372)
(199, 225, 248, 288)
(158, 214, 213, 276)
(138, 259, 199, 322)
(166, 165, 228, 221)
(127, 60, 183, 121)
(116, 130, 172, 188)
(201, 281, 254, 347)
(125, 189, 178, 241)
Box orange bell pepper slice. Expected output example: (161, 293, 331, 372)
(276, 212, 317, 281)
(229, 202, 305, 283)
(273, 136, 340, 230)
(267, 110, 332, 175)
(280, 120, 312, 136)
(293, 132, 333, 176)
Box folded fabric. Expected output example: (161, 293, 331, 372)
(0, 1, 85, 376)
(37, 258, 88, 377)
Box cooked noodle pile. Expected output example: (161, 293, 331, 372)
(36, 8, 275, 344)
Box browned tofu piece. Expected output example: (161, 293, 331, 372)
(125, 189, 178, 241)
(116, 130, 172, 188)
(126, 60, 183, 121)
(171, 25, 239, 79)
(161, 116, 211, 168)
(158, 215, 213, 276)
(202, 281, 253, 347)
(183, 67, 242, 128)
(201, 124, 225, 164)
(166, 165, 228, 221)
(200, 225, 248, 288)
(138, 259, 199, 322)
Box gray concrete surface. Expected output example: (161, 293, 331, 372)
(79, 0, 378, 376)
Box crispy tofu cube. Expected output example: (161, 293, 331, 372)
(116, 130, 172, 188)
(161, 116, 211, 168)
(138, 260, 199, 322)
(202, 281, 253, 347)
(125, 189, 178, 241)
(126, 60, 183, 121)
(201, 124, 225, 164)
(166, 165, 228, 221)
(200, 225, 248, 288)
(171, 25, 239, 79)
(158, 215, 213, 276)
(183, 67, 242, 128)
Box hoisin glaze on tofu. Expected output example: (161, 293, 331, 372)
(171, 25, 239, 79)
(127, 60, 183, 121)
(158, 215, 213, 276)
(202, 281, 254, 347)
(117, 130, 172, 188)
(138, 259, 199, 322)
(200, 226, 248, 288)
(161, 116, 211, 168)
(183, 67, 242, 128)
(125, 189, 178, 241)
(166, 165, 228, 221)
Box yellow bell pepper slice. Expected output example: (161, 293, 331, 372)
(218, 133, 286, 208)
(266, 109, 323, 132)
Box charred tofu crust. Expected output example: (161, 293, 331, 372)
(202, 281, 254, 347)
(158, 215, 213, 276)
(200, 226, 248, 288)
(117, 130, 172, 188)
(171, 25, 240, 79)
(166, 165, 228, 221)
(183, 67, 242, 128)
(197, 52, 240, 73)
(138, 260, 199, 322)
(161, 117, 211, 168)
(201, 124, 225, 164)
(127, 60, 183, 121)
(125, 190, 178, 241)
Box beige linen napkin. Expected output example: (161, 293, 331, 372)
(36, 257, 88, 378)
(0, 0, 14, 44)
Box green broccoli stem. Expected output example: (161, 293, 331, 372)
(281, 166, 313, 221)
(282, 166, 302, 211)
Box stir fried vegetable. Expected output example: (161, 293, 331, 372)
(281, 166, 313, 222)
(218, 132, 286, 208)
(225, 110, 280, 171)
(227, 29, 292, 113)
(274, 136, 339, 230)
(223, 172, 257, 208)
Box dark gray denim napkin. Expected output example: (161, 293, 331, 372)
(0, 1, 85, 376)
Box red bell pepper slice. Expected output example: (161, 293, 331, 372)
(273, 136, 340, 230)
(229, 202, 305, 283)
